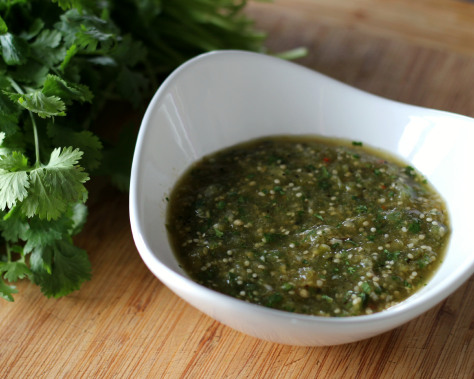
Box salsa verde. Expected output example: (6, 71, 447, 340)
(166, 136, 450, 316)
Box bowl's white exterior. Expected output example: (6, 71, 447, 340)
(130, 50, 474, 346)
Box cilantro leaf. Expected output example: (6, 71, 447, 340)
(0, 205, 29, 242)
(42, 75, 93, 104)
(0, 33, 28, 65)
(67, 202, 88, 236)
(0, 278, 17, 301)
(7, 91, 66, 118)
(0, 167, 30, 210)
(0, 261, 31, 282)
(0, 150, 29, 171)
(21, 147, 89, 220)
(29, 240, 52, 275)
(60, 10, 117, 53)
(47, 124, 102, 171)
(60, 43, 77, 71)
(0, 132, 4, 156)
(21, 18, 44, 40)
(52, 0, 91, 12)
(0, 14, 7, 34)
(32, 29, 61, 50)
(0, 125, 24, 156)
(1, 202, 86, 252)
(0, 91, 21, 135)
(31, 238, 91, 298)
(9, 61, 50, 87)
(30, 29, 65, 67)
(48, 145, 87, 169)
(23, 216, 71, 253)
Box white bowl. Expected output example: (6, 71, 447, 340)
(129, 50, 474, 346)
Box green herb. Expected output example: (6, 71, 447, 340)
(405, 166, 416, 177)
(0, 0, 298, 301)
(214, 228, 224, 238)
(320, 166, 331, 178)
(313, 214, 324, 221)
(417, 255, 431, 269)
(356, 205, 368, 214)
(408, 219, 421, 233)
(352, 141, 363, 146)
(318, 166, 332, 190)
(361, 282, 371, 294)
(273, 185, 285, 195)
(321, 294, 333, 303)
(384, 249, 401, 261)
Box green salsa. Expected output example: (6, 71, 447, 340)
(166, 136, 450, 316)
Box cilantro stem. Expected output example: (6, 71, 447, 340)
(29, 112, 41, 165)
(6, 77, 23, 94)
(7, 78, 41, 165)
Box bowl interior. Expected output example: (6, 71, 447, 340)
(130, 51, 474, 322)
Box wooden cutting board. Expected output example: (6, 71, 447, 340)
(1, 1, 473, 377)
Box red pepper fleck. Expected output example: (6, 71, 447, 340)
(323, 157, 331, 163)
(380, 184, 386, 190)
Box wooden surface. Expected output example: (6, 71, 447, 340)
(1, 0, 473, 377)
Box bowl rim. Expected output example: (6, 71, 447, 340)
(130, 49, 474, 325)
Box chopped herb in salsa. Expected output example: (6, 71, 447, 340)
(166, 136, 450, 317)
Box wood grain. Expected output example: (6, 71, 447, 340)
(1, 1, 473, 377)
(260, 0, 474, 58)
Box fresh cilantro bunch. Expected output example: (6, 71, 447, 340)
(0, 0, 269, 301)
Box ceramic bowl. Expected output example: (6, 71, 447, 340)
(129, 50, 474, 346)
